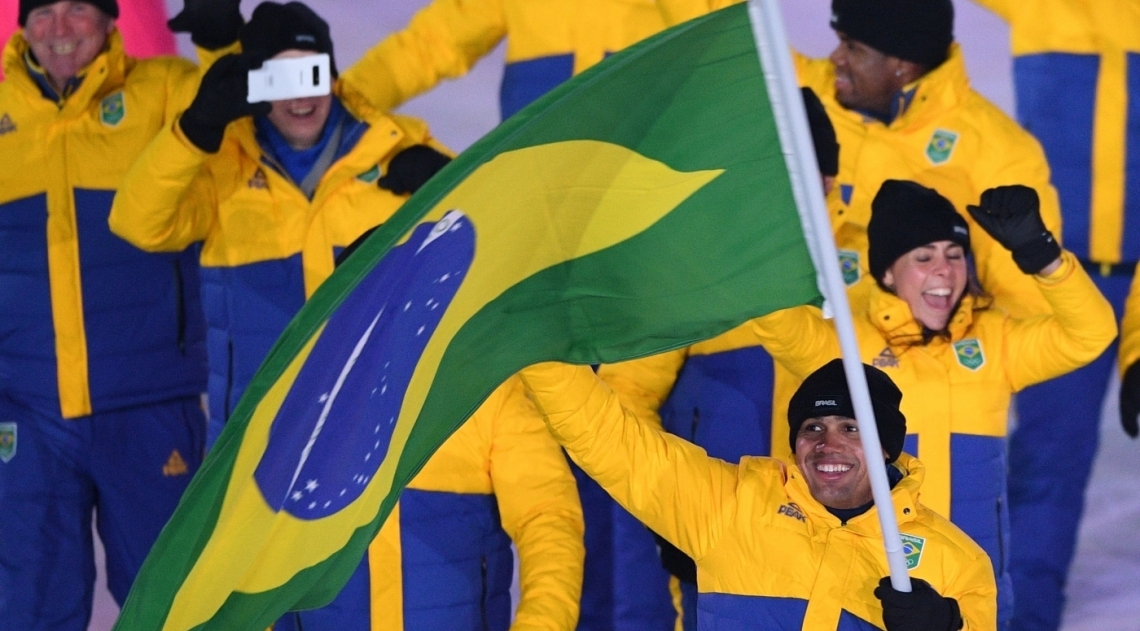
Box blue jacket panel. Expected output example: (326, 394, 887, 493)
(0, 189, 205, 413)
(659, 346, 775, 463)
(200, 256, 305, 424)
(74, 189, 205, 413)
(950, 433, 1013, 618)
(696, 593, 879, 631)
(400, 489, 513, 631)
(0, 193, 55, 404)
(500, 54, 574, 119)
(1013, 53, 1100, 261)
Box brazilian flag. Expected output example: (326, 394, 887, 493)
(116, 3, 821, 629)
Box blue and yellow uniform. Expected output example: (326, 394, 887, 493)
(109, 81, 440, 445)
(111, 68, 585, 631)
(0, 29, 207, 631)
(521, 362, 1000, 631)
(341, 0, 666, 119)
(970, 4, 1140, 628)
(748, 252, 1116, 627)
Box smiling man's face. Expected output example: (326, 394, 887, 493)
(794, 415, 876, 510)
(264, 49, 333, 150)
(24, 1, 113, 92)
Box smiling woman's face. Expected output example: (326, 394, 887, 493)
(882, 240, 968, 331)
(265, 49, 333, 150)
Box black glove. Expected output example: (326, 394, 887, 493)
(377, 145, 452, 195)
(875, 577, 963, 631)
(335, 226, 378, 268)
(801, 86, 838, 178)
(966, 185, 1062, 275)
(179, 54, 271, 154)
(1119, 362, 1140, 438)
(167, 0, 244, 50)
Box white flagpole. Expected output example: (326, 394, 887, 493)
(746, 0, 912, 591)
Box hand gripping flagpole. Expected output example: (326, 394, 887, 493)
(746, 0, 912, 591)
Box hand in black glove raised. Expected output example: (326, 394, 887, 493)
(966, 185, 1062, 275)
(179, 54, 271, 154)
(1119, 362, 1140, 438)
(377, 145, 452, 195)
(167, 0, 244, 50)
(875, 577, 964, 631)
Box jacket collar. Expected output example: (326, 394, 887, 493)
(784, 453, 924, 537)
(866, 281, 977, 350)
(2, 29, 130, 114)
(856, 44, 970, 129)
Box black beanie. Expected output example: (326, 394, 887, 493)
(241, 2, 337, 76)
(868, 179, 971, 282)
(19, 0, 118, 25)
(830, 0, 954, 68)
(788, 358, 907, 463)
(802, 87, 839, 178)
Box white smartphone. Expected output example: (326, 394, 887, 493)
(247, 53, 332, 103)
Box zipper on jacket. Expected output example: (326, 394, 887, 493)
(690, 407, 700, 442)
(480, 555, 490, 631)
(173, 260, 186, 354)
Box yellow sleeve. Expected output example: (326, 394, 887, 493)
(484, 376, 585, 631)
(339, 0, 507, 112)
(946, 546, 999, 631)
(1119, 264, 1140, 374)
(596, 347, 688, 431)
(968, 120, 1064, 318)
(657, 0, 740, 26)
(108, 120, 217, 252)
(750, 305, 841, 380)
(519, 362, 739, 562)
(1003, 252, 1118, 391)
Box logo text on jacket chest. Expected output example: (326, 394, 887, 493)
(0, 114, 15, 136)
(873, 347, 899, 369)
(248, 168, 269, 190)
(778, 503, 806, 522)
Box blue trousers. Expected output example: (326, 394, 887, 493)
(1008, 273, 1130, 631)
(0, 394, 204, 631)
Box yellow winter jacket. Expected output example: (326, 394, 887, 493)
(750, 253, 1115, 611)
(109, 82, 441, 427)
(0, 30, 205, 418)
(973, 0, 1140, 267)
(340, 0, 665, 119)
(521, 362, 998, 631)
(370, 375, 585, 631)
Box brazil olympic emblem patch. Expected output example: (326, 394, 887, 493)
(926, 129, 958, 165)
(953, 338, 985, 371)
(0, 423, 15, 463)
(100, 92, 125, 126)
(838, 249, 861, 286)
(901, 533, 926, 569)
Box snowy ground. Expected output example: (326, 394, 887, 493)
(87, 0, 1139, 628)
